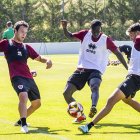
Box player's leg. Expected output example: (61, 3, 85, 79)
(15, 100, 41, 127)
(120, 75, 140, 112)
(89, 78, 101, 107)
(18, 92, 29, 133)
(27, 99, 41, 117)
(79, 74, 139, 133)
(15, 78, 41, 131)
(88, 71, 102, 118)
(122, 97, 140, 112)
(91, 89, 125, 124)
(63, 82, 77, 104)
(63, 82, 86, 123)
(18, 92, 28, 123)
(11, 77, 29, 132)
(64, 69, 88, 123)
(78, 89, 125, 133)
(26, 80, 41, 116)
(63, 69, 86, 104)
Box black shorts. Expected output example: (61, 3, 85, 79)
(68, 68, 102, 90)
(11, 76, 40, 101)
(118, 74, 140, 98)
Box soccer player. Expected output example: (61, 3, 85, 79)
(109, 45, 132, 65)
(119, 45, 132, 63)
(2, 21, 14, 39)
(61, 19, 128, 123)
(78, 22, 140, 133)
(0, 21, 52, 133)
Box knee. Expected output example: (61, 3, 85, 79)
(90, 84, 100, 92)
(122, 98, 131, 105)
(122, 99, 129, 104)
(37, 101, 41, 108)
(63, 90, 72, 99)
(32, 100, 41, 109)
(36, 101, 41, 109)
(19, 92, 28, 104)
(106, 97, 114, 108)
(63, 83, 77, 98)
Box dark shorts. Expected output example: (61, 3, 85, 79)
(68, 68, 102, 90)
(11, 76, 40, 101)
(118, 74, 140, 98)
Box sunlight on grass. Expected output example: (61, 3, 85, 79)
(0, 55, 139, 140)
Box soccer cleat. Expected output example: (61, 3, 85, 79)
(88, 106, 97, 118)
(21, 125, 28, 133)
(72, 114, 86, 123)
(78, 124, 89, 134)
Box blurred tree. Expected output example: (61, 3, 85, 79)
(0, 0, 139, 41)
(127, 0, 140, 22)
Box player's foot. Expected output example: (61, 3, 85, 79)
(88, 106, 97, 118)
(72, 114, 86, 123)
(14, 120, 30, 126)
(21, 125, 28, 133)
(78, 124, 89, 134)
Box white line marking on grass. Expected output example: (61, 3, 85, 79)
(42, 133, 70, 140)
(0, 118, 70, 140)
(48, 135, 70, 140)
(0, 118, 14, 125)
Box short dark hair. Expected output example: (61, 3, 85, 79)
(7, 21, 12, 27)
(126, 23, 140, 35)
(91, 19, 102, 29)
(14, 21, 29, 31)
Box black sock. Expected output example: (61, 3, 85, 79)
(87, 122, 94, 130)
(17, 119, 21, 125)
(21, 117, 27, 126)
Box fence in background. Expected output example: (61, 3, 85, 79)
(0, 41, 133, 55)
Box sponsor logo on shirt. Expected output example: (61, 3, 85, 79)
(86, 43, 97, 54)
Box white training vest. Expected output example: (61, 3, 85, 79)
(77, 30, 110, 74)
(128, 44, 140, 76)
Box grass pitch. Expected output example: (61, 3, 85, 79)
(0, 54, 139, 140)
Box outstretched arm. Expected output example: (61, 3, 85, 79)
(35, 55, 52, 69)
(61, 20, 73, 39)
(113, 49, 128, 70)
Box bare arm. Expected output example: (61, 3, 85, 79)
(113, 49, 128, 70)
(35, 55, 52, 69)
(61, 20, 74, 39)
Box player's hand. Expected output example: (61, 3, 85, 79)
(110, 60, 120, 66)
(46, 59, 52, 69)
(61, 20, 68, 28)
(31, 70, 37, 77)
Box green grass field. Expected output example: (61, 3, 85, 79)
(0, 54, 139, 140)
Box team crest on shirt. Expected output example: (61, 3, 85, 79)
(86, 43, 97, 54)
(18, 85, 23, 89)
(17, 51, 22, 56)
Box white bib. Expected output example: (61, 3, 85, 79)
(77, 30, 110, 74)
(128, 44, 140, 75)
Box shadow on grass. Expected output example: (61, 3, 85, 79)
(0, 126, 70, 135)
(95, 123, 140, 131)
(76, 123, 140, 135)
(29, 126, 70, 134)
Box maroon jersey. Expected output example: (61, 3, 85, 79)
(0, 39, 39, 79)
(72, 30, 117, 52)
